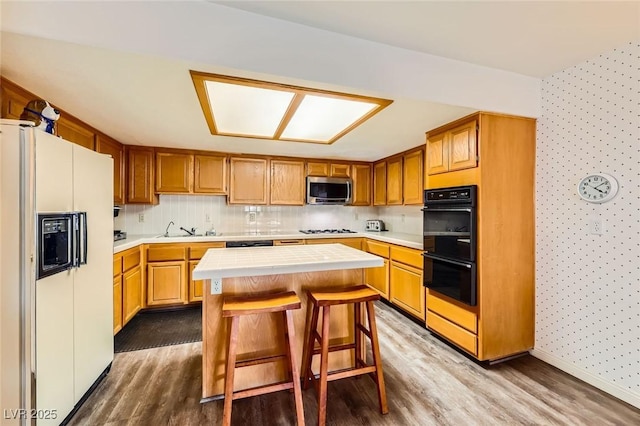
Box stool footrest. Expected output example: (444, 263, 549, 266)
(235, 354, 287, 368)
(357, 323, 372, 338)
(311, 342, 355, 355)
(232, 381, 294, 401)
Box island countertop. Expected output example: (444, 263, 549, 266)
(192, 243, 383, 280)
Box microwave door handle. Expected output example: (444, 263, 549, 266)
(72, 214, 79, 268)
(79, 212, 87, 266)
(422, 253, 472, 269)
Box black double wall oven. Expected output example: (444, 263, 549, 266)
(422, 185, 477, 306)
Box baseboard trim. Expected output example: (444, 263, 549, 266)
(530, 348, 640, 409)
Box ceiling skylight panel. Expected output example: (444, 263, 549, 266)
(205, 81, 294, 137)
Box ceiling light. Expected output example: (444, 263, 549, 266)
(191, 71, 393, 144)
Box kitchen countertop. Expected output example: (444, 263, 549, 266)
(192, 243, 383, 279)
(113, 230, 423, 253)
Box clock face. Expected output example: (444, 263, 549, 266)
(577, 173, 618, 203)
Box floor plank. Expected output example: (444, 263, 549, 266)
(68, 302, 640, 425)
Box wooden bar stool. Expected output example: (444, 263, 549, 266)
(222, 291, 305, 426)
(301, 285, 388, 425)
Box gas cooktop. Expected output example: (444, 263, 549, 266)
(299, 229, 357, 234)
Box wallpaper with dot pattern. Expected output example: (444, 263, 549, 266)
(535, 42, 639, 395)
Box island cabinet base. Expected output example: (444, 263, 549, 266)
(202, 269, 364, 399)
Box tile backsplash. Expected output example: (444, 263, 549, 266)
(116, 195, 390, 235)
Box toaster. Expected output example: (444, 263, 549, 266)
(365, 220, 386, 232)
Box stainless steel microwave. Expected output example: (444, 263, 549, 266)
(306, 176, 352, 205)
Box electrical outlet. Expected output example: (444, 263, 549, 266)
(248, 211, 257, 223)
(590, 217, 603, 235)
(205, 213, 211, 223)
(354, 212, 359, 220)
(138, 213, 145, 223)
(401, 214, 406, 223)
(211, 278, 222, 294)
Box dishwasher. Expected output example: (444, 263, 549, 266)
(225, 240, 274, 248)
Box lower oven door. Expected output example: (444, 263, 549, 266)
(422, 253, 476, 306)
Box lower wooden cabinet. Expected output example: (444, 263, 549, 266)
(147, 261, 187, 306)
(389, 261, 425, 321)
(364, 258, 389, 299)
(123, 266, 142, 323)
(113, 276, 123, 335)
(188, 261, 203, 302)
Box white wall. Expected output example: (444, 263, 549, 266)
(376, 205, 423, 234)
(116, 195, 378, 236)
(532, 42, 640, 408)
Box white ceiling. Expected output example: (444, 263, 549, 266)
(216, 1, 640, 78)
(1, 1, 637, 161)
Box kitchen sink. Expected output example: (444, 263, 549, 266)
(157, 233, 222, 238)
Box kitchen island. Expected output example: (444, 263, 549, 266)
(192, 243, 383, 400)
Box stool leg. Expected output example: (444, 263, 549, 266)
(354, 301, 362, 369)
(223, 316, 240, 426)
(317, 305, 331, 426)
(284, 310, 306, 426)
(301, 303, 319, 390)
(365, 301, 388, 415)
(282, 311, 294, 389)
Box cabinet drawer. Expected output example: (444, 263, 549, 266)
(274, 239, 304, 246)
(147, 246, 187, 262)
(123, 249, 141, 272)
(113, 255, 122, 277)
(427, 311, 477, 356)
(427, 291, 477, 333)
(189, 243, 225, 260)
(390, 245, 423, 269)
(365, 240, 390, 258)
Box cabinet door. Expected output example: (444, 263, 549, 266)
(1, 83, 31, 119)
(403, 149, 424, 205)
(373, 161, 386, 206)
(126, 147, 157, 204)
(351, 164, 371, 206)
(448, 120, 477, 172)
(307, 161, 329, 177)
(229, 157, 268, 204)
(386, 157, 403, 205)
(194, 154, 227, 194)
(426, 132, 449, 175)
(330, 163, 351, 177)
(188, 261, 203, 302)
(147, 261, 186, 306)
(123, 266, 142, 324)
(56, 115, 95, 150)
(113, 276, 123, 335)
(270, 160, 305, 205)
(365, 259, 389, 300)
(156, 152, 194, 193)
(390, 261, 425, 320)
(96, 133, 125, 204)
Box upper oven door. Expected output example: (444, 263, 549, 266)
(37, 213, 74, 279)
(422, 206, 476, 262)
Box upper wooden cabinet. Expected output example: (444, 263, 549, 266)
(126, 146, 158, 204)
(56, 115, 95, 150)
(1, 80, 31, 119)
(426, 119, 477, 175)
(373, 161, 386, 206)
(270, 160, 305, 205)
(156, 152, 194, 193)
(307, 161, 329, 176)
(330, 163, 351, 178)
(351, 164, 371, 206)
(229, 157, 268, 204)
(386, 156, 403, 205)
(194, 154, 227, 194)
(403, 149, 424, 205)
(96, 133, 125, 205)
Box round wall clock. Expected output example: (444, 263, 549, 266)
(577, 173, 619, 203)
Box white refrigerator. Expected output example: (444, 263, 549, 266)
(1, 120, 113, 425)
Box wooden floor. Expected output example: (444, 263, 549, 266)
(69, 302, 640, 425)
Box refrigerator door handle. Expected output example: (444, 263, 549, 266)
(78, 212, 87, 266)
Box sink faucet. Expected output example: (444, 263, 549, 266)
(164, 221, 174, 237)
(180, 226, 197, 236)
